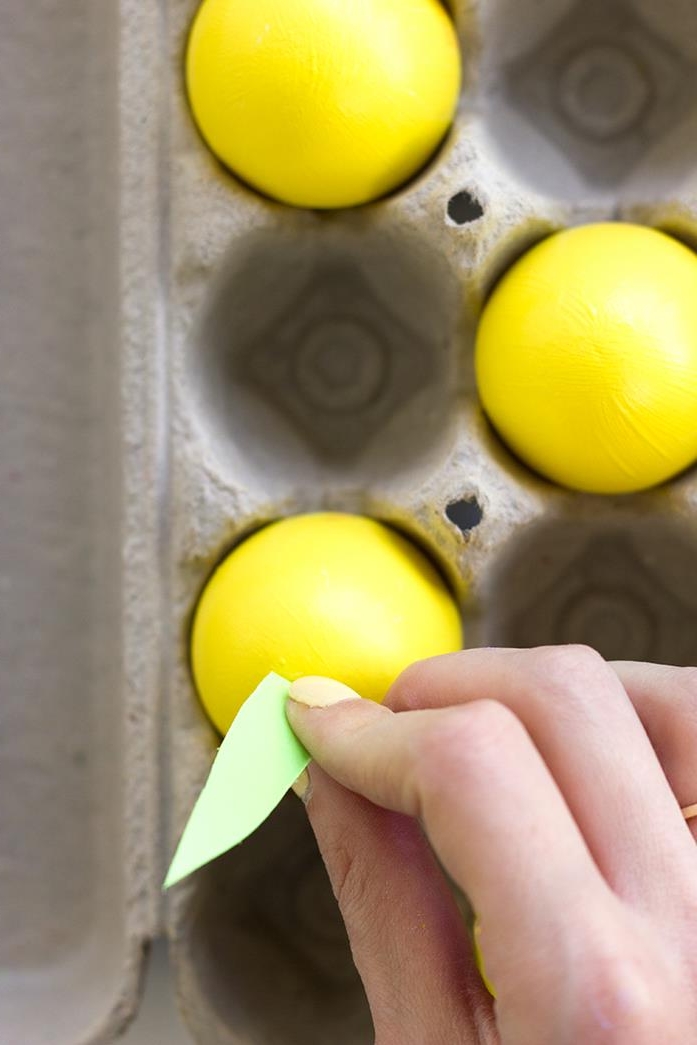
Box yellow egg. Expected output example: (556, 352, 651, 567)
(472, 917, 495, 997)
(185, 0, 461, 209)
(475, 223, 697, 494)
(190, 513, 462, 734)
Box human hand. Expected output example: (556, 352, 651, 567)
(286, 647, 697, 1044)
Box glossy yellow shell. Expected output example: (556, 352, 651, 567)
(475, 223, 697, 494)
(185, 0, 461, 209)
(191, 513, 463, 734)
(473, 917, 495, 997)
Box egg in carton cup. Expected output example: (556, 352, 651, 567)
(7, 0, 697, 1042)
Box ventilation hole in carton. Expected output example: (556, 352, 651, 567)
(490, 524, 697, 665)
(446, 497, 483, 534)
(447, 190, 484, 225)
(188, 227, 462, 487)
(481, 0, 697, 201)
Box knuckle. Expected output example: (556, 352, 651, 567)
(573, 919, 685, 1043)
(387, 652, 459, 711)
(418, 700, 520, 776)
(324, 831, 373, 927)
(527, 644, 610, 699)
(581, 968, 673, 1043)
(387, 658, 432, 711)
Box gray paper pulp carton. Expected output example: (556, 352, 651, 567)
(2, 0, 697, 1042)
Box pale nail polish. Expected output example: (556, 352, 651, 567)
(288, 676, 361, 708)
(291, 768, 312, 803)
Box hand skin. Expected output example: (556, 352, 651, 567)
(285, 647, 697, 1045)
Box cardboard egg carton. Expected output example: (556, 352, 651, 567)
(3, 0, 697, 1042)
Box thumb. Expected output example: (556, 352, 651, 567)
(287, 676, 493, 1043)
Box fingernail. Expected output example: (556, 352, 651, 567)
(288, 676, 362, 708)
(291, 768, 312, 804)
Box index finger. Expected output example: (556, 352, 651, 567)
(383, 646, 696, 910)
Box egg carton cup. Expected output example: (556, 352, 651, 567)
(4, 0, 697, 1042)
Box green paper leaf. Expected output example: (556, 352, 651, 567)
(163, 672, 309, 889)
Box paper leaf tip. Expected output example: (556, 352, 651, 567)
(163, 672, 310, 889)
